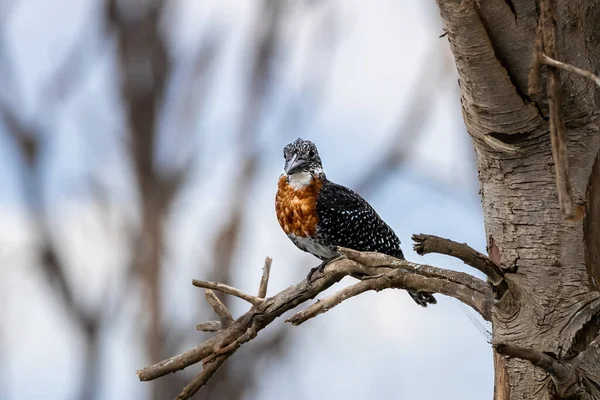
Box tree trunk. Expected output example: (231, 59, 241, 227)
(435, 0, 600, 398)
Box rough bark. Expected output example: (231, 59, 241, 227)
(435, 0, 600, 398)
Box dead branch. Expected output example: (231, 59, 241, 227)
(287, 266, 491, 325)
(412, 234, 506, 292)
(196, 322, 221, 332)
(495, 344, 573, 381)
(204, 290, 234, 327)
(338, 247, 492, 298)
(540, 0, 574, 217)
(257, 257, 272, 298)
(137, 237, 494, 399)
(540, 54, 600, 87)
(174, 356, 228, 400)
(192, 281, 265, 306)
(495, 344, 588, 398)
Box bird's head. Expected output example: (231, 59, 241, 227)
(282, 138, 323, 176)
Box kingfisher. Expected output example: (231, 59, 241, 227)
(275, 138, 436, 307)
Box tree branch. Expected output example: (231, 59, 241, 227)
(257, 257, 272, 298)
(196, 322, 221, 332)
(173, 356, 228, 400)
(338, 247, 492, 297)
(541, 0, 574, 218)
(287, 265, 492, 325)
(494, 344, 588, 397)
(540, 54, 600, 87)
(204, 290, 234, 328)
(192, 281, 265, 306)
(411, 234, 506, 293)
(137, 240, 494, 398)
(495, 344, 572, 380)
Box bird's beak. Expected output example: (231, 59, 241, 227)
(285, 154, 306, 175)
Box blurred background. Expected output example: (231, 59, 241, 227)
(0, 0, 493, 399)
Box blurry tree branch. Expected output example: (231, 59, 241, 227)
(0, 70, 104, 400)
(192, 3, 286, 398)
(103, 1, 195, 398)
(353, 42, 453, 195)
(137, 235, 494, 399)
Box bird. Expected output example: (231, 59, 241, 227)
(275, 138, 436, 307)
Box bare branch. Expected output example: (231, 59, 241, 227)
(540, 0, 573, 218)
(196, 322, 221, 332)
(193, 281, 265, 306)
(257, 257, 272, 298)
(411, 234, 505, 289)
(287, 265, 491, 325)
(286, 278, 379, 325)
(526, 0, 575, 218)
(138, 245, 493, 387)
(494, 344, 581, 395)
(338, 247, 492, 298)
(204, 290, 234, 328)
(540, 54, 600, 87)
(495, 344, 569, 377)
(173, 356, 228, 400)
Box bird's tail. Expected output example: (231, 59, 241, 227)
(408, 291, 437, 307)
(388, 250, 436, 307)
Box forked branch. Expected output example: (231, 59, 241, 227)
(412, 234, 507, 295)
(495, 343, 600, 398)
(137, 238, 494, 400)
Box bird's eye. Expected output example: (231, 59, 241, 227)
(308, 150, 315, 158)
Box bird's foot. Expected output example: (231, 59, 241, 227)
(306, 260, 328, 282)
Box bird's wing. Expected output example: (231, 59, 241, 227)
(315, 181, 404, 258)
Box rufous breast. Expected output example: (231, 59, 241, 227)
(275, 174, 322, 237)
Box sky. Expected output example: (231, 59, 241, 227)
(0, 1, 493, 399)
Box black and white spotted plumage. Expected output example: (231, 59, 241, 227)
(277, 138, 436, 307)
(314, 180, 436, 307)
(314, 181, 405, 259)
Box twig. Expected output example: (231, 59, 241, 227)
(196, 321, 221, 332)
(540, 0, 573, 218)
(201, 328, 257, 365)
(192, 280, 265, 306)
(173, 355, 228, 400)
(138, 248, 493, 386)
(204, 290, 234, 327)
(540, 54, 600, 87)
(257, 257, 272, 298)
(287, 279, 380, 325)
